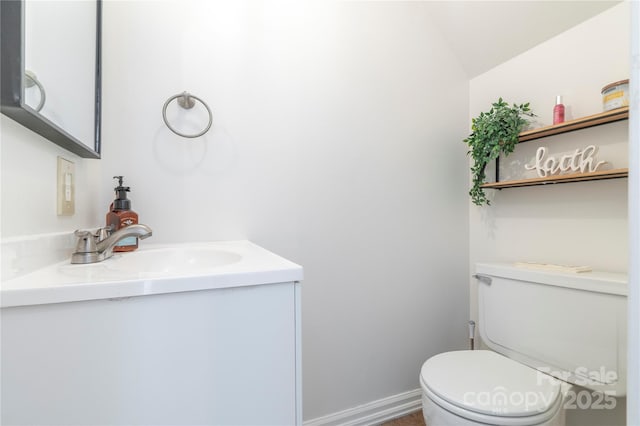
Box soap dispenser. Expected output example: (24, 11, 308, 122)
(106, 176, 139, 252)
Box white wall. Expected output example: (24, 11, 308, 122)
(0, 116, 101, 238)
(627, 2, 639, 424)
(469, 4, 629, 425)
(101, 0, 469, 420)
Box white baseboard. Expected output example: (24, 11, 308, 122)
(304, 388, 422, 426)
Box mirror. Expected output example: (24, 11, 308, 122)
(1, 0, 102, 159)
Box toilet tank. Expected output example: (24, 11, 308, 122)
(475, 262, 627, 396)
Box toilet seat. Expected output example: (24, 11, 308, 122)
(420, 350, 563, 426)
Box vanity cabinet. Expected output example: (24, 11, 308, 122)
(1, 281, 301, 425)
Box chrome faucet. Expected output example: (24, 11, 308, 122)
(71, 224, 153, 264)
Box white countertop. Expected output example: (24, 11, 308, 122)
(1, 240, 303, 308)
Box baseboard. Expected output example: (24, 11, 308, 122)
(304, 388, 422, 426)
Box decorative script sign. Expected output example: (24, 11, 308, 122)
(525, 145, 607, 178)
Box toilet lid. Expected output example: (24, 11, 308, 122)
(420, 350, 561, 418)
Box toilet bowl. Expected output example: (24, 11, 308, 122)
(420, 350, 567, 426)
(419, 263, 627, 426)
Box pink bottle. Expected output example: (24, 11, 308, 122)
(553, 95, 565, 125)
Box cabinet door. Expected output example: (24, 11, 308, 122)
(1, 282, 297, 425)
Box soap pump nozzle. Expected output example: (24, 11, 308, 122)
(112, 175, 131, 211)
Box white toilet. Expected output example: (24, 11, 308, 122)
(420, 262, 627, 426)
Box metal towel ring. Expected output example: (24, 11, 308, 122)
(162, 91, 212, 138)
(25, 70, 46, 112)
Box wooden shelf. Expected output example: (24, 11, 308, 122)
(518, 106, 628, 142)
(481, 168, 628, 189)
(487, 107, 629, 189)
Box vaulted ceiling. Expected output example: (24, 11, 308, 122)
(424, 1, 621, 78)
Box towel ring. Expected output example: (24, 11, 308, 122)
(25, 70, 46, 112)
(162, 91, 212, 138)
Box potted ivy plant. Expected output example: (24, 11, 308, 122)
(463, 98, 534, 206)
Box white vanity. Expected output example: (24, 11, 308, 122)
(1, 240, 303, 425)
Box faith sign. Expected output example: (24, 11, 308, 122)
(525, 145, 607, 178)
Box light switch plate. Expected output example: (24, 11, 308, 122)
(57, 157, 75, 216)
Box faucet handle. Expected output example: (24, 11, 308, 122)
(73, 229, 97, 253)
(74, 229, 93, 238)
(95, 225, 114, 241)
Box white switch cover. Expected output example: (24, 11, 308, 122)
(57, 157, 75, 216)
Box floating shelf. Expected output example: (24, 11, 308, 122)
(487, 107, 629, 189)
(518, 106, 628, 143)
(482, 168, 628, 189)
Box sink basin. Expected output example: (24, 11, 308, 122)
(2, 241, 302, 308)
(105, 247, 242, 275)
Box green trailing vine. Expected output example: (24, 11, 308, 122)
(464, 98, 535, 206)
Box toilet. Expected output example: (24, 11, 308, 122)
(420, 262, 627, 426)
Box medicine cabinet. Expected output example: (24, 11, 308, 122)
(0, 0, 102, 158)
